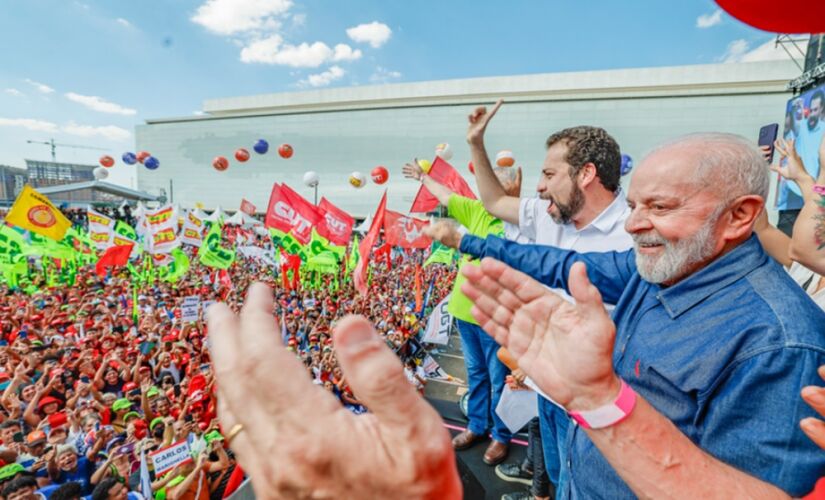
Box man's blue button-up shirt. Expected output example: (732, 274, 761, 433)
(460, 233, 825, 497)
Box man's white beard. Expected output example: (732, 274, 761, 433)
(633, 213, 720, 285)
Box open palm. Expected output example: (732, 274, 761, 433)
(461, 259, 620, 411)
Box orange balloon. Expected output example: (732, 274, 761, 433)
(278, 144, 293, 159)
(99, 155, 115, 168)
(212, 156, 229, 171)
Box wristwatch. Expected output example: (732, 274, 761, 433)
(568, 379, 637, 430)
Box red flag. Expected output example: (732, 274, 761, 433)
(94, 243, 134, 277)
(317, 197, 355, 246)
(280, 251, 301, 290)
(374, 243, 392, 269)
(383, 211, 431, 248)
(354, 192, 387, 296)
(410, 157, 476, 213)
(414, 264, 423, 312)
(222, 465, 245, 498)
(239, 198, 256, 216)
(264, 183, 322, 244)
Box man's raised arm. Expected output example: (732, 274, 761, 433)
(466, 99, 521, 225)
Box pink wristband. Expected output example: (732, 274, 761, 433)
(812, 184, 825, 196)
(568, 379, 637, 430)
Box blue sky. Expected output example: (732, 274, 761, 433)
(0, 0, 798, 187)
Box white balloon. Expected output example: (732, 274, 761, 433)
(435, 143, 453, 161)
(349, 171, 366, 188)
(303, 171, 319, 188)
(93, 167, 109, 180)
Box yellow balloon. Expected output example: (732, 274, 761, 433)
(417, 158, 432, 174)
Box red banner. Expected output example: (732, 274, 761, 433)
(354, 192, 387, 296)
(410, 157, 476, 213)
(317, 197, 355, 246)
(264, 183, 323, 244)
(384, 210, 431, 248)
(240, 198, 257, 216)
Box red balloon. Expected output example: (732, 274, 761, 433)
(136, 151, 151, 164)
(278, 144, 293, 159)
(234, 148, 250, 162)
(99, 155, 114, 168)
(212, 156, 229, 171)
(716, 0, 825, 34)
(371, 166, 389, 185)
(468, 161, 475, 174)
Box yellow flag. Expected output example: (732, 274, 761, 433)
(5, 185, 71, 240)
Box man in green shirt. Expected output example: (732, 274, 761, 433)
(403, 161, 521, 465)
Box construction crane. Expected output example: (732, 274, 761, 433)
(26, 138, 108, 163)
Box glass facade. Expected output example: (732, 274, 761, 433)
(136, 87, 790, 217)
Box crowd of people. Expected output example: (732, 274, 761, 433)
(0, 200, 454, 500)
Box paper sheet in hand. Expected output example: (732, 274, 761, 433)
(495, 385, 538, 434)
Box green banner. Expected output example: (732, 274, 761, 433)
(309, 230, 345, 261)
(198, 224, 235, 269)
(269, 228, 309, 262)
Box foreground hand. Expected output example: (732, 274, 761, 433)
(466, 99, 503, 146)
(800, 365, 825, 449)
(461, 259, 620, 411)
(208, 283, 461, 500)
(424, 221, 462, 250)
(402, 162, 424, 181)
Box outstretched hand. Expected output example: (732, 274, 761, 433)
(402, 162, 424, 181)
(773, 138, 813, 184)
(424, 221, 462, 250)
(467, 99, 503, 146)
(207, 283, 461, 500)
(460, 259, 620, 412)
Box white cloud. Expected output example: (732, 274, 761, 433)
(0, 117, 57, 132)
(116, 18, 132, 28)
(4, 88, 24, 97)
(346, 21, 392, 48)
(62, 122, 131, 141)
(65, 92, 137, 116)
(301, 66, 345, 87)
(24, 79, 54, 94)
(369, 66, 402, 84)
(291, 13, 306, 27)
(719, 38, 808, 63)
(241, 36, 359, 67)
(191, 0, 292, 35)
(332, 44, 362, 62)
(696, 9, 722, 29)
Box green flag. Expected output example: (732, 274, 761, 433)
(114, 220, 138, 241)
(198, 224, 235, 269)
(345, 235, 359, 276)
(309, 230, 345, 261)
(162, 248, 190, 282)
(424, 242, 456, 267)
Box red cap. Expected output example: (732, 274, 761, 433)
(37, 396, 61, 410)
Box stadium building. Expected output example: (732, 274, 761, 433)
(136, 60, 800, 218)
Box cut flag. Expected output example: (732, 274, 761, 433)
(410, 157, 476, 213)
(5, 185, 71, 240)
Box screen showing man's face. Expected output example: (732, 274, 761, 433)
(809, 96, 823, 130)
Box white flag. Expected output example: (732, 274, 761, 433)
(420, 295, 452, 345)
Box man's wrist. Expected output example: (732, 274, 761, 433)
(566, 375, 623, 413)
